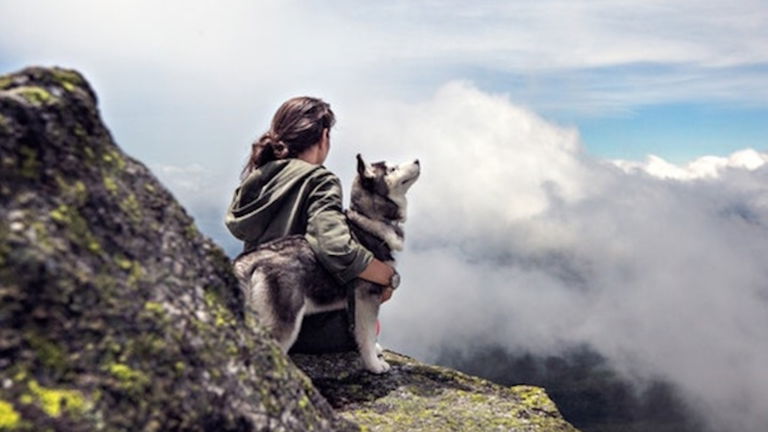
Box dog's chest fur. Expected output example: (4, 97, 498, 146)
(346, 210, 403, 263)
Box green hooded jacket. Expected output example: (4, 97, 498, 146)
(225, 158, 373, 284)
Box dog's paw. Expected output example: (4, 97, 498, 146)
(388, 236, 404, 251)
(365, 357, 391, 374)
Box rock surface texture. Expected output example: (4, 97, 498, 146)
(293, 351, 579, 432)
(0, 66, 580, 431)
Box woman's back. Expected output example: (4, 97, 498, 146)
(227, 158, 324, 253)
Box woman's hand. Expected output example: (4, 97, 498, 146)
(380, 287, 395, 303)
(359, 259, 397, 303)
(358, 259, 396, 286)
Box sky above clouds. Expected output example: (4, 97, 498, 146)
(1, 0, 766, 166)
(2, 1, 768, 430)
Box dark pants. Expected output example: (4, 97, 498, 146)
(288, 310, 358, 354)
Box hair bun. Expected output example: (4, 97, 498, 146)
(270, 138, 289, 158)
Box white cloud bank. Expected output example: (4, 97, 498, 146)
(341, 82, 768, 432)
(613, 149, 768, 180)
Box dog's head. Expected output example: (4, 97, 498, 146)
(351, 154, 420, 222)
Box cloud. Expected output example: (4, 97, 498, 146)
(338, 82, 768, 432)
(1, 0, 766, 118)
(613, 149, 768, 180)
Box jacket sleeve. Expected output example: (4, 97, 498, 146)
(304, 170, 374, 284)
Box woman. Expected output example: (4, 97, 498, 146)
(225, 96, 396, 352)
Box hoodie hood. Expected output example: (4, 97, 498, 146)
(225, 159, 322, 242)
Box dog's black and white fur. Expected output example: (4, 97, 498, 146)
(233, 154, 420, 373)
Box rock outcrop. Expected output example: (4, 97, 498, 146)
(293, 351, 579, 432)
(0, 66, 579, 431)
(0, 67, 352, 431)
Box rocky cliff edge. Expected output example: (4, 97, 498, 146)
(0, 66, 579, 432)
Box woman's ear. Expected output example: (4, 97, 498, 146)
(321, 128, 330, 150)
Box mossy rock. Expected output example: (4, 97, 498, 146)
(292, 351, 580, 432)
(0, 66, 355, 431)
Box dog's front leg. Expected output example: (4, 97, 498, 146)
(354, 286, 390, 374)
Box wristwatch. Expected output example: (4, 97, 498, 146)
(389, 270, 401, 289)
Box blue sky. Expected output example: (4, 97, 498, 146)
(578, 102, 768, 162)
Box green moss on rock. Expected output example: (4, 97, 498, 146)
(101, 149, 126, 170)
(49, 204, 102, 255)
(18, 145, 39, 179)
(9, 86, 56, 107)
(25, 380, 86, 418)
(55, 176, 89, 206)
(0, 400, 21, 429)
(102, 175, 118, 194)
(119, 193, 142, 223)
(0, 74, 14, 90)
(27, 334, 68, 376)
(106, 363, 150, 392)
(0, 114, 10, 135)
(50, 69, 84, 93)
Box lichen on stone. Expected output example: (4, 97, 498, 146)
(101, 149, 126, 170)
(49, 204, 102, 254)
(50, 68, 83, 93)
(119, 193, 142, 223)
(17, 146, 39, 179)
(24, 380, 86, 418)
(0, 114, 11, 135)
(27, 333, 68, 376)
(55, 176, 89, 206)
(105, 363, 150, 392)
(103, 175, 118, 194)
(8, 86, 56, 107)
(0, 75, 13, 90)
(0, 400, 21, 429)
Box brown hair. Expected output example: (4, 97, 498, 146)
(242, 96, 335, 177)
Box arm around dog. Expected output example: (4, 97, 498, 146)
(305, 169, 394, 285)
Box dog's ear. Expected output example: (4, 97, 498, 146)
(356, 153, 373, 179)
(356, 153, 376, 191)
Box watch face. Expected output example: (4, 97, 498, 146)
(391, 272, 401, 289)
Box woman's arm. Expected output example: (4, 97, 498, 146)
(305, 170, 398, 288)
(304, 169, 397, 303)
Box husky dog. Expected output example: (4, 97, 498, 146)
(233, 154, 420, 374)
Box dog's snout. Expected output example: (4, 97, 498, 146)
(414, 159, 420, 166)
